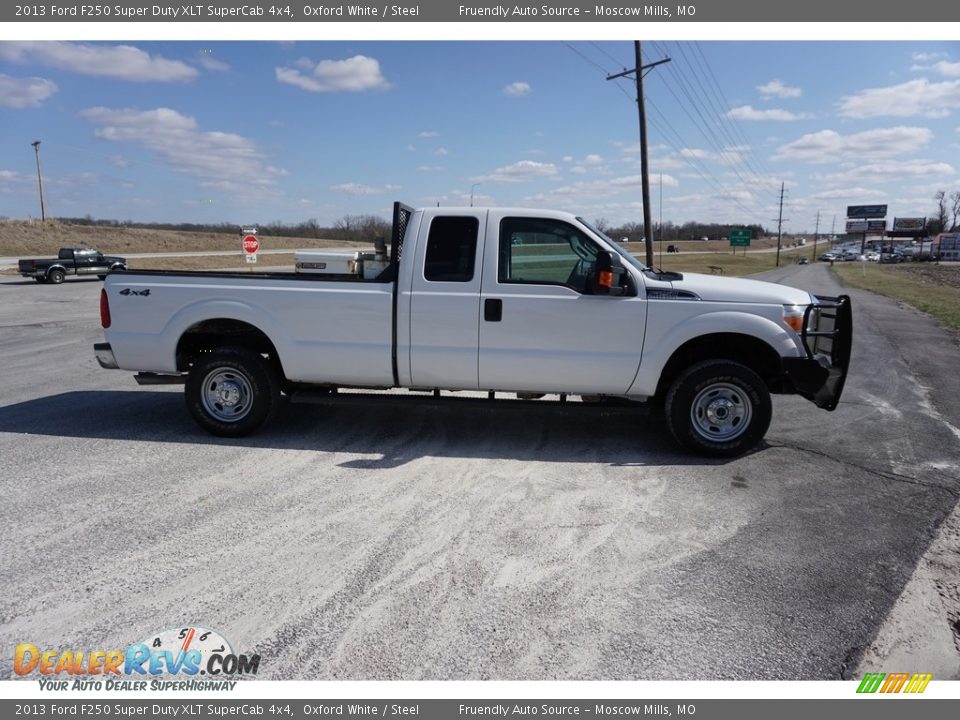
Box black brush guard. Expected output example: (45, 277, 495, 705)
(783, 294, 852, 411)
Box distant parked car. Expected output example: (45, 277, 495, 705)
(667, 244, 680, 253)
(866, 252, 880, 262)
(819, 252, 838, 262)
(798, 257, 809, 265)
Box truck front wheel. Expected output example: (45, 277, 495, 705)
(185, 347, 280, 438)
(665, 360, 771, 457)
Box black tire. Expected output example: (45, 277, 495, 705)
(665, 359, 772, 458)
(48, 269, 65, 284)
(185, 347, 281, 438)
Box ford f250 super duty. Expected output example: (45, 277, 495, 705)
(94, 203, 851, 457)
(19, 247, 127, 284)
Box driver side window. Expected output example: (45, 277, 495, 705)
(498, 217, 600, 293)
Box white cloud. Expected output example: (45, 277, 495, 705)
(912, 52, 947, 63)
(838, 79, 960, 118)
(276, 55, 390, 93)
(0, 75, 57, 108)
(774, 126, 934, 163)
(0, 169, 31, 190)
(526, 174, 679, 205)
(805, 187, 880, 201)
(932, 61, 960, 78)
(108, 155, 130, 168)
(198, 55, 230, 72)
(471, 160, 558, 184)
(330, 182, 401, 195)
(416, 165, 444, 172)
(433, 147, 449, 157)
(583, 154, 604, 165)
(0, 42, 197, 82)
(727, 105, 805, 121)
(757, 79, 801, 99)
(504, 81, 531, 97)
(821, 160, 955, 186)
(80, 106, 285, 194)
(418, 131, 439, 138)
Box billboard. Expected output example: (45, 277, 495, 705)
(893, 217, 925, 232)
(867, 220, 887, 232)
(845, 220, 868, 232)
(847, 204, 888, 219)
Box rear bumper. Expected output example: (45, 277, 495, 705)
(782, 295, 852, 411)
(94, 342, 119, 369)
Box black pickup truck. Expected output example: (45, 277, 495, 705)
(19, 248, 127, 284)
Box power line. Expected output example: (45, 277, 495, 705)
(645, 41, 762, 198)
(689, 42, 781, 189)
(565, 42, 764, 223)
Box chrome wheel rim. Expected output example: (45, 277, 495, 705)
(690, 383, 752, 442)
(201, 368, 253, 423)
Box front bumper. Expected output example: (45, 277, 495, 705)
(782, 295, 852, 411)
(94, 342, 119, 369)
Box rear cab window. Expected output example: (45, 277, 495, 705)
(424, 216, 479, 282)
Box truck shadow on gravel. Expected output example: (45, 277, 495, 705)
(0, 390, 742, 468)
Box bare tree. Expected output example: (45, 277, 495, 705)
(930, 190, 949, 235)
(950, 190, 960, 231)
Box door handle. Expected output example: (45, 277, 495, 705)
(484, 298, 503, 322)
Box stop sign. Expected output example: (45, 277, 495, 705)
(242, 235, 259, 254)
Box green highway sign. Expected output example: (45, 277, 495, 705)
(730, 229, 752, 247)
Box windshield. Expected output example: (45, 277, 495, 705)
(576, 217, 649, 272)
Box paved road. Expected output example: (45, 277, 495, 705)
(0, 267, 957, 680)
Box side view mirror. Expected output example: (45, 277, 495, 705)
(591, 251, 627, 296)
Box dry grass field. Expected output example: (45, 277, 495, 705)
(0, 219, 367, 259)
(833, 261, 960, 332)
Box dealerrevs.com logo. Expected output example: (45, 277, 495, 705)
(15, 626, 260, 691)
(856, 673, 933, 694)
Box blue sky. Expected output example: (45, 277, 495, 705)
(1, 40, 959, 233)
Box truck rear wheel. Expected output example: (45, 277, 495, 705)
(48, 269, 65, 284)
(185, 347, 280, 438)
(665, 359, 771, 457)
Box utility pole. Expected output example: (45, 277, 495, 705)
(775, 182, 786, 267)
(31, 140, 46, 222)
(607, 42, 671, 267)
(658, 171, 663, 267)
(812, 210, 821, 262)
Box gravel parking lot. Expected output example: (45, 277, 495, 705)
(1, 266, 958, 680)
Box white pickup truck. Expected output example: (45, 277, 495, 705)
(94, 203, 851, 457)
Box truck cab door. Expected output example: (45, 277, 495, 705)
(407, 211, 487, 390)
(478, 213, 646, 395)
(75, 250, 98, 275)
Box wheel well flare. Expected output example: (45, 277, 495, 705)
(656, 333, 783, 400)
(176, 319, 284, 377)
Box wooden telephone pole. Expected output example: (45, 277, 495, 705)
(607, 42, 671, 267)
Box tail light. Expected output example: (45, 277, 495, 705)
(100, 289, 111, 328)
